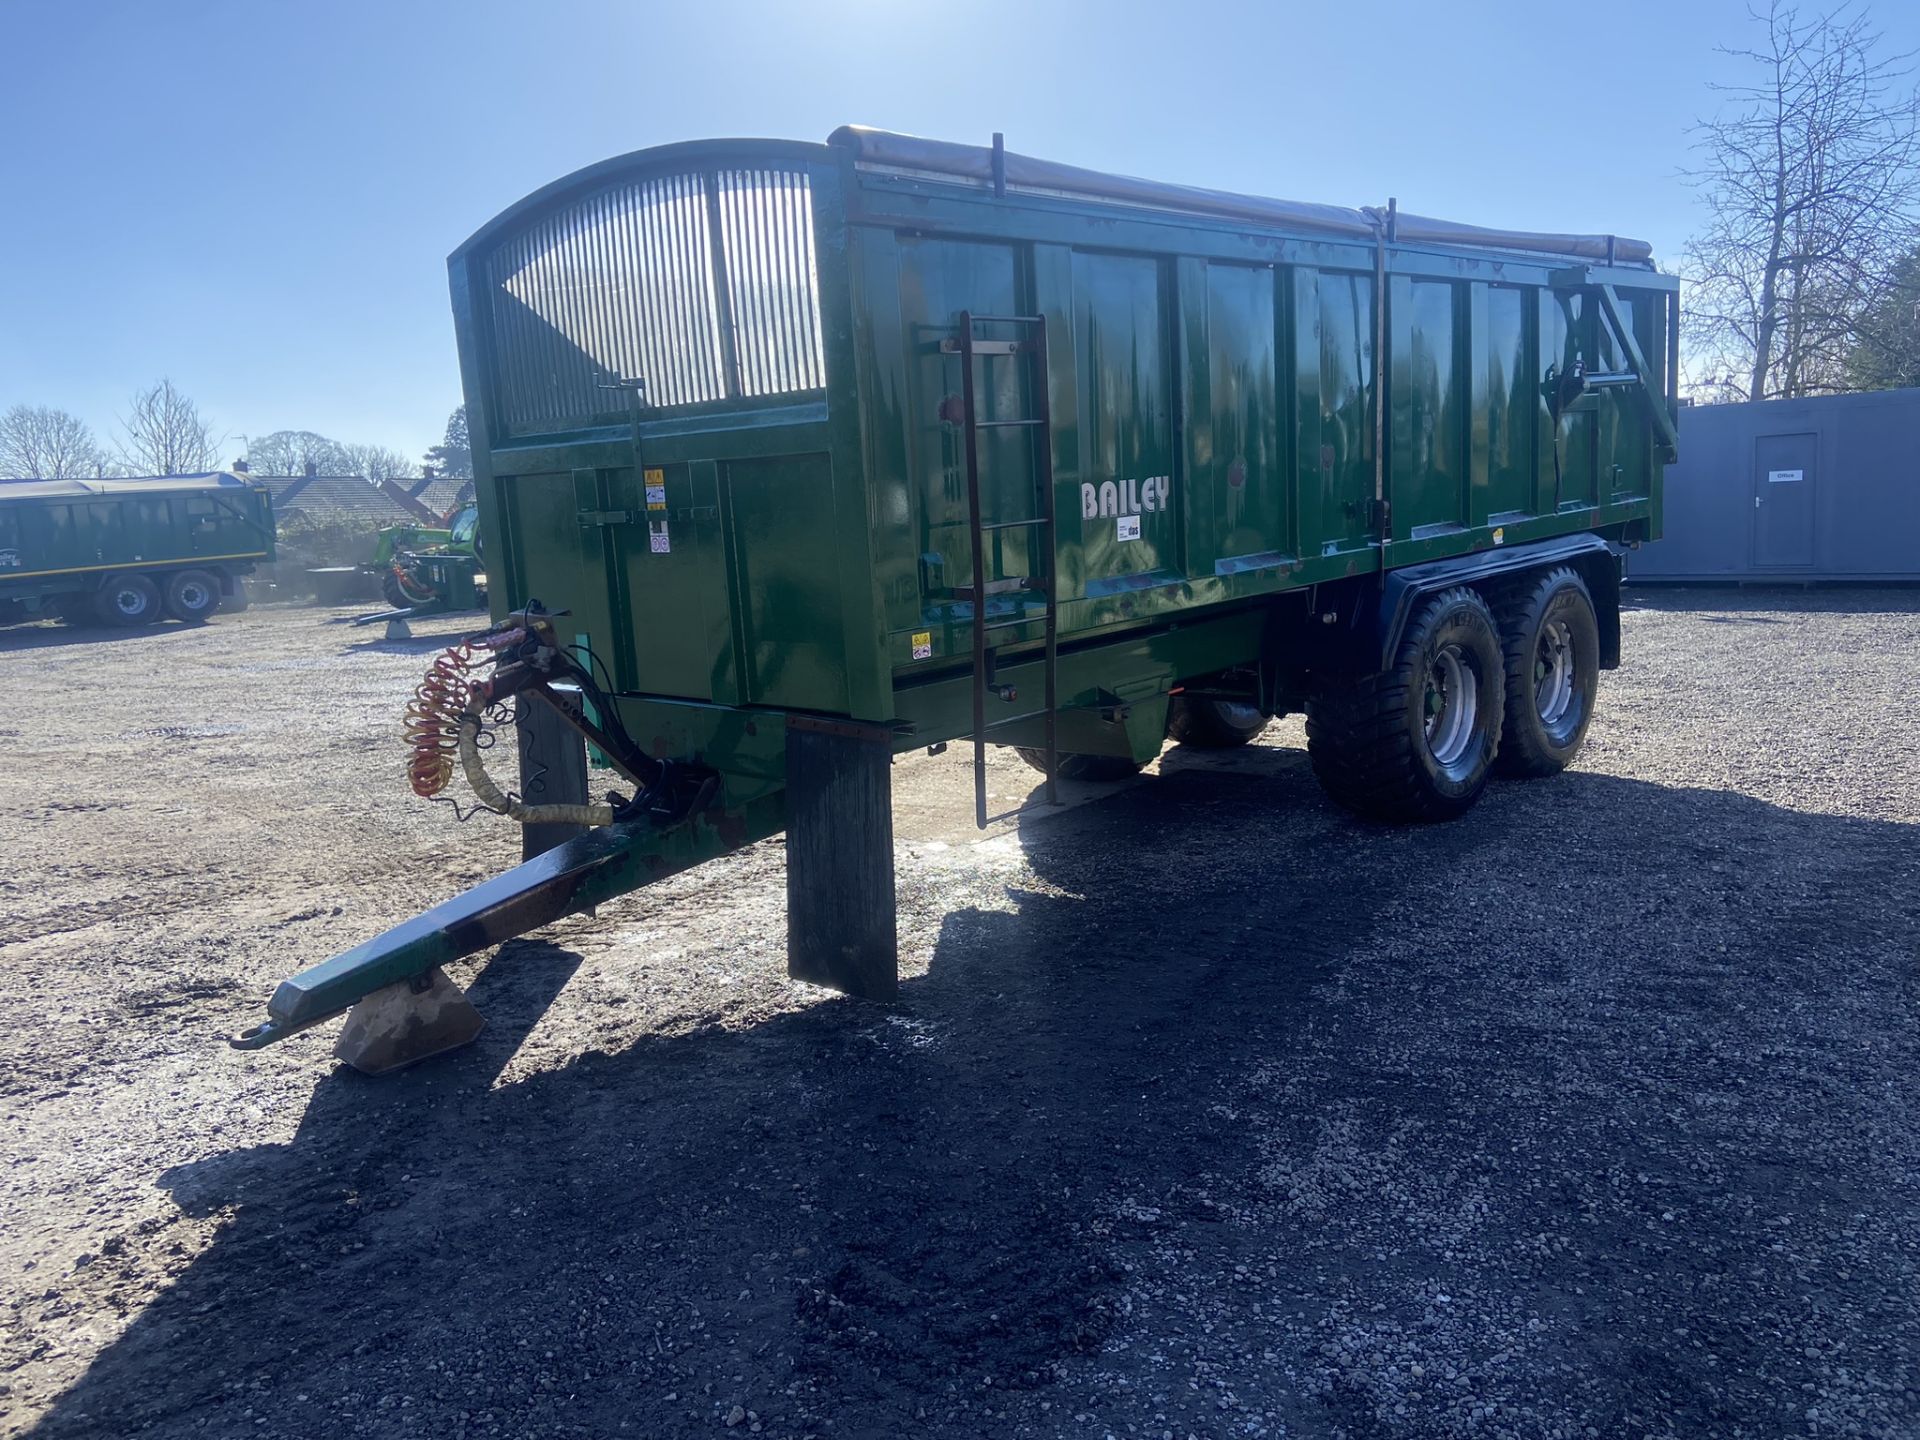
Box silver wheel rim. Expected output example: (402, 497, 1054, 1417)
(1214, 699, 1263, 732)
(1423, 644, 1478, 769)
(177, 580, 211, 611)
(113, 587, 146, 617)
(1535, 619, 1575, 728)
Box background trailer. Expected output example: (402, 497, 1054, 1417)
(1628, 388, 1920, 584)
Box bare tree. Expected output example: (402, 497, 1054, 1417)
(0, 405, 106, 479)
(341, 442, 417, 481)
(1682, 3, 1920, 401)
(246, 429, 352, 476)
(119, 379, 222, 476)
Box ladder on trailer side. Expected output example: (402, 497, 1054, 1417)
(946, 311, 1059, 828)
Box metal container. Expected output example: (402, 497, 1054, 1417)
(1629, 388, 1920, 583)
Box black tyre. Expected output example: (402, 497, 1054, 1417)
(1014, 747, 1145, 782)
(163, 568, 221, 623)
(1306, 585, 1505, 822)
(1167, 695, 1268, 749)
(93, 573, 163, 627)
(1494, 567, 1599, 777)
(383, 565, 435, 609)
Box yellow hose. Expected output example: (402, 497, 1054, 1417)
(457, 710, 614, 827)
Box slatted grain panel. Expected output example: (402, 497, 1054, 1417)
(485, 166, 825, 434)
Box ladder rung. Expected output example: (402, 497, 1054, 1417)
(955, 578, 1030, 598)
(941, 338, 1027, 356)
(956, 306, 1057, 832)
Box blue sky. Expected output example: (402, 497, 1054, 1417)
(3, 0, 1916, 466)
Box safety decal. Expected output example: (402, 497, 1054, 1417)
(911, 631, 933, 660)
(1116, 515, 1141, 542)
(645, 467, 670, 554)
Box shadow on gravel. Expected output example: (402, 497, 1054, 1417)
(1623, 584, 1920, 617)
(25, 752, 1920, 1439)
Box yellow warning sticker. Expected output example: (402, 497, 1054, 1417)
(644, 468, 670, 552)
(1492, 526, 1505, 545)
(910, 631, 933, 661)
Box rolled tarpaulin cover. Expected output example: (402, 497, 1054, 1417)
(828, 125, 1652, 265)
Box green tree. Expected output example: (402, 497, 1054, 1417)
(423, 405, 472, 478)
(1845, 247, 1920, 390)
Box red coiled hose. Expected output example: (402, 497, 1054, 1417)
(401, 642, 480, 798)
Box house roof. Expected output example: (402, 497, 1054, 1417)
(407, 476, 476, 516)
(253, 473, 420, 522)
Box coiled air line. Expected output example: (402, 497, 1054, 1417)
(402, 608, 670, 829)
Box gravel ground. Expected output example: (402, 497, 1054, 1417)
(1, 589, 1916, 1440)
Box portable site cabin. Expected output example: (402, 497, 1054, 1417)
(1628, 388, 1920, 583)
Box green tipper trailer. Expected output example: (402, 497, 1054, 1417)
(235, 127, 1677, 1071)
(0, 472, 274, 626)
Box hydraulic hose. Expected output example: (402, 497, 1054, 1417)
(456, 707, 614, 827)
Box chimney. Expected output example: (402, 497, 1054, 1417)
(233, 458, 249, 474)
(304, 460, 318, 478)
(422, 464, 435, 481)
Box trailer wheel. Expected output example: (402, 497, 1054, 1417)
(1495, 567, 1599, 777)
(93, 573, 162, 627)
(163, 569, 221, 624)
(1014, 748, 1144, 782)
(1167, 696, 1268, 749)
(1306, 585, 1504, 822)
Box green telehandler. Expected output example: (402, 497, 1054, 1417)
(368, 503, 483, 610)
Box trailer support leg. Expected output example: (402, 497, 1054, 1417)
(785, 716, 898, 1002)
(517, 688, 592, 861)
(332, 966, 486, 1075)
